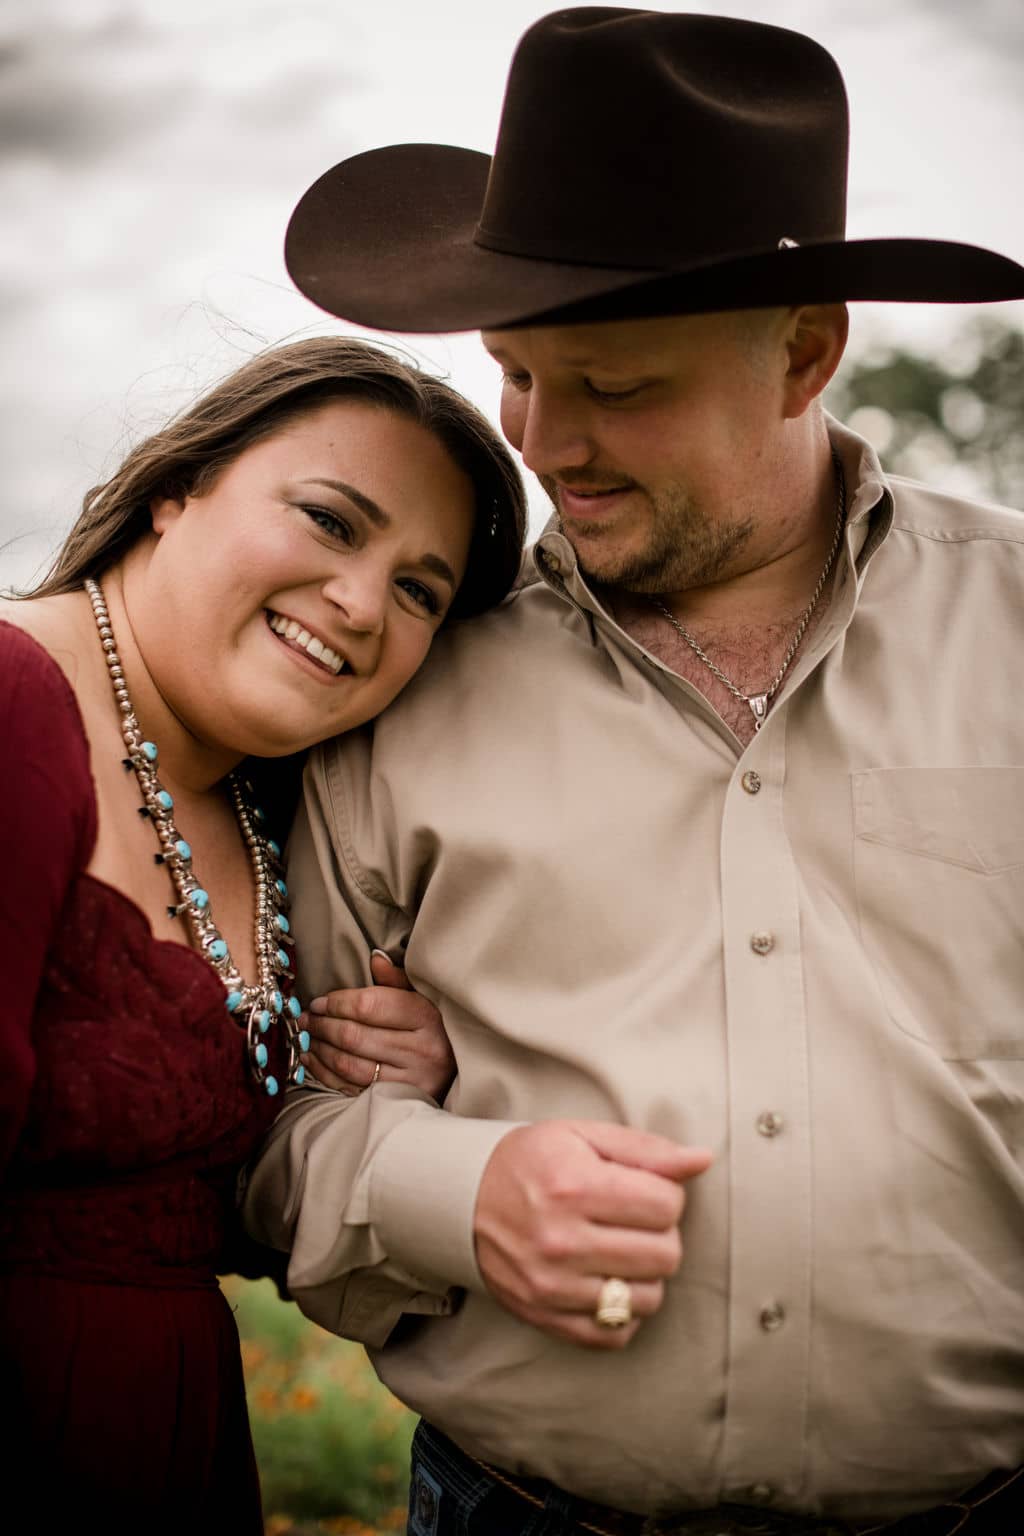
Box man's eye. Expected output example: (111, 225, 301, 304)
(585, 380, 644, 403)
(500, 370, 531, 393)
(302, 505, 354, 542)
(397, 578, 441, 616)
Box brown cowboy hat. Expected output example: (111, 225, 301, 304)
(284, 7, 1024, 333)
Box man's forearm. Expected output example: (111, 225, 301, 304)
(241, 1081, 517, 1344)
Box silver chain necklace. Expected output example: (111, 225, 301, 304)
(649, 451, 846, 731)
(85, 578, 308, 1095)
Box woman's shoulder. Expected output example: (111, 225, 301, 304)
(0, 593, 86, 686)
(0, 597, 91, 751)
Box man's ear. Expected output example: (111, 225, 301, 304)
(781, 303, 848, 420)
(150, 493, 187, 534)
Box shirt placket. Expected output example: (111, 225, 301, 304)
(716, 707, 812, 1503)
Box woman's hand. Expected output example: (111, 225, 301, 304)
(301, 950, 455, 1101)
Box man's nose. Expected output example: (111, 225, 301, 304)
(513, 390, 595, 479)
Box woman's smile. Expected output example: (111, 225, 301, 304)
(265, 609, 352, 678)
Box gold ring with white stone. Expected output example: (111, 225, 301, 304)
(594, 1276, 632, 1329)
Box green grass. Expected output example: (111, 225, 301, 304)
(223, 1276, 415, 1531)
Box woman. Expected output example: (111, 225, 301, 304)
(0, 336, 526, 1529)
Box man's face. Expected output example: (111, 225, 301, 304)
(482, 311, 791, 595)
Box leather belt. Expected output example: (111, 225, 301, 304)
(468, 1455, 1023, 1536)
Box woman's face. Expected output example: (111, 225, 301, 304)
(143, 399, 476, 758)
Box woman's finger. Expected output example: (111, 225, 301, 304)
(302, 1045, 381, 1094)
(308, 983, 439, 1036)
(370, 950, 413, 989)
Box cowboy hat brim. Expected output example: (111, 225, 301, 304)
(285, 145, 1024, 334)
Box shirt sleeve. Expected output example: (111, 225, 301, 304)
(1, 625, 96, 1172)
(240, 733, 519, 1347)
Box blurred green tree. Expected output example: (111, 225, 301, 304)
(826, 318, 1024, 508)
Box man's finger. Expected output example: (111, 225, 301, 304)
(570, 1120, 713, 1183)
(571, 1160, 686, 1231)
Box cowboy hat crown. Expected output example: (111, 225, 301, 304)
(285, 6, 1024, 332)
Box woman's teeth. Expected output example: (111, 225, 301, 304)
(267, 613, 348, 675)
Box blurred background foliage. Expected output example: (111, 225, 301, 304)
(826, 316, 1024, 507)
(224, 1276, 414, 1534)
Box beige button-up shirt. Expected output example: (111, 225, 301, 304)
(243, 423, 1024, 1520)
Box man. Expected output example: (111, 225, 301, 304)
(244, 10, 1024, 1534)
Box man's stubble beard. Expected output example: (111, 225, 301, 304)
(542, 474, 755, 596)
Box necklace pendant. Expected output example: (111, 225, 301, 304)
(748, 693, 769, 730)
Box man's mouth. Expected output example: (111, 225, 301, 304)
(554, 482, 635, 520)
(265, 611, 351, 676)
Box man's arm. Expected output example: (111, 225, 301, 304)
(243, 738, 712, 1349)
(241, 739, 520, 1343)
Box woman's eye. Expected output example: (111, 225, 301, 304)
(397, 578, 441, 616)
(302, 504, 355, 543)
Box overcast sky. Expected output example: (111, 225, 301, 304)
(2, 0, 1022, 590)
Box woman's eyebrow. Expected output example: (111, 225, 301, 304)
(420, 553, 457, 589)
(298, 477, 389, 528)
(298, 476, 457, 590)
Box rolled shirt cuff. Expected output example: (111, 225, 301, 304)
(370, 1113, 523, 1292)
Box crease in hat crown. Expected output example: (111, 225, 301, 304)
(283, 5, 1024, 332)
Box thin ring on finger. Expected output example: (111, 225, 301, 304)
(368, 1060, 382, 1087)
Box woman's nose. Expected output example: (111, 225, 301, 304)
(321, 565, 387, 635)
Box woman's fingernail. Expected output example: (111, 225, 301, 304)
(370, 948, 391, 962)
(309, 997, 326, 1014)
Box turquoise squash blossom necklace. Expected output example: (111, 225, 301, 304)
(86, 578, 309, 1096)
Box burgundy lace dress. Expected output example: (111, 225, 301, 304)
(0, 621, 286, 1530)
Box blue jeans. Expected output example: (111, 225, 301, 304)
(407, 1421, 586, 1536)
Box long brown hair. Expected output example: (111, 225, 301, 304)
(27, 336, 527, 619)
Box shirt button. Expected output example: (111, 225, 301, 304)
(756, 1111, 784, 1138)
(741, 770, 762, 795)
(759, 1302, 785, 1332)
(750, 932, 775, 956)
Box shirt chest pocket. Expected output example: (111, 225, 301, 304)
(852, 766, 1024, 1060)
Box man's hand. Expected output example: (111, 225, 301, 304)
(302, 951, 456, 1101)
(474, 1120, 712, 1349)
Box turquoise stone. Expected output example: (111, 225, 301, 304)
(226, 991, 243, 1013)
(294, 1064, 305, 1086)
(298, 1029, 310, 1053)
(209, 939, 228, 961)
(265, 1075, 279, 1097)
(156, 790, 174, 810)
(254, 805, 266, 823)
(258, 1009, 271, 1034)
(287, 996, 302, 1018)
(175, 840, 192, 860)
(276, 948, 289, 969)
(190, 889, 209, 910)
(141, 741, 158, 762)
(275, 913, 290, 934)
(254, 1042, 268, 1068)
(271, 990, 283, 1014)
(268, 839, 281, 858)
(276, 879, 288, 898)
